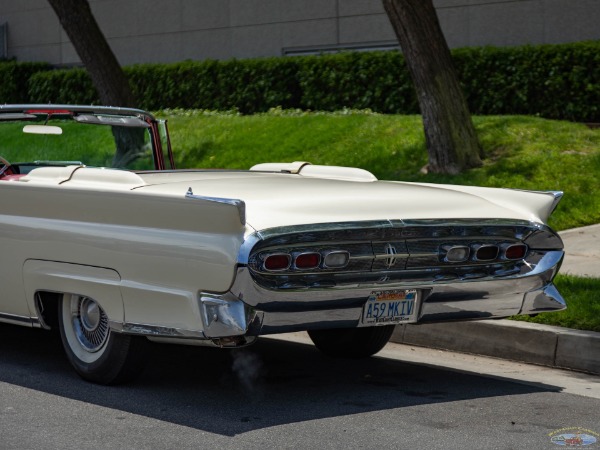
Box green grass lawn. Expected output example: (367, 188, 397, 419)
(163, 109, 600, 232)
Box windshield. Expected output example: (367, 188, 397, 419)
(0, 109, 159, 174)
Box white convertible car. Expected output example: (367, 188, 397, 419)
(0, 105, 565, 384)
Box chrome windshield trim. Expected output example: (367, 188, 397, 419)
(0, 104, 156, 121)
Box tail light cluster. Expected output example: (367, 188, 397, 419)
(257, 242, 528, 273)
(261, 250, 350, 272)
(442, 243, 528, 263)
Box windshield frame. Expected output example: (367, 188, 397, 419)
(0, 104, 175, 171)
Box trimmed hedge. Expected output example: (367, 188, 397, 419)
(454, 43, 600, 121)
(6, 41, 600, 121)
(0, 61, 51, 103)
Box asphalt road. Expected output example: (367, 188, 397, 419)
(1, 324, 599, 450)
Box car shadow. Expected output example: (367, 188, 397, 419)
(0, 323, 559, 437)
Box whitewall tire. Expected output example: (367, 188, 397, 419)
(58, 294, 147, 384)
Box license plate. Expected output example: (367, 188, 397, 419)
(360, 289, 419, 326)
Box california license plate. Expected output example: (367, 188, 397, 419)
(360, 289, 419, 326)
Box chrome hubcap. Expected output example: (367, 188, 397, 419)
(71, 296, 109, 352)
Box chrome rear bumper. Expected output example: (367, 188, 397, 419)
(197, 250, 565, 338)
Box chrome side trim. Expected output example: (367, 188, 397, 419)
(147, 335, 258, 348)
(547, 191, 564, 216)
(255, 220, 395, 241)
(514, 190, 564, 216)
(109, 320, 206, 339)
(34, 292, 52, 330)
(185, 188, 246, 225)
(0, 312, 41, 328)
(398, 218, 534, 228)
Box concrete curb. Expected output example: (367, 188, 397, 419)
(391, 319, 600, 375)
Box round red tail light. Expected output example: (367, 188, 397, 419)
(264, 253, 291, 271)
(505, 244, 528, 260)
(295, 252, 321, 269)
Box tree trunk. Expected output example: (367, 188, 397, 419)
(47, 0, 141, 167)
(47, 0, 135, 107)
(382, 0, 482, 174)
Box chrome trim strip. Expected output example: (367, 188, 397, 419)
(399, 218, 535, 227)
(238, 219, 547, 265)
(0, 104, 156, 121)
(548, 191, 564, 216)
(185, 188, 246, 225)
(255, 220, 395, 241)
(0, 312, 41, 327)
(109, 320, 206, 339)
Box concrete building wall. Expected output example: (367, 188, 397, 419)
(0, 0, 598, 65)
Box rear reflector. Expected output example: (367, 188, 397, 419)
(295, 252, 321, 269)
(264, 253, 291, 271)
(475, 245, 499, 261)
(505, 244, 528, 260)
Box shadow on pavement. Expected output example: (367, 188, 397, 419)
(0, 323, 559, 437)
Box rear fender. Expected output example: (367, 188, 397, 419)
(23, 260, 123, 328)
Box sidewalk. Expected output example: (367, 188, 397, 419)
(390, 224, 600, 375)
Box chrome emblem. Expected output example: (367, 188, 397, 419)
(384, 243, 398, 269)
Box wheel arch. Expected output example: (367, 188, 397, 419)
(23, 260, 124, 330)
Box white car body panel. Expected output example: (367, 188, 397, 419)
(1, 164, 564, 337)
(0, 173, 245, 332)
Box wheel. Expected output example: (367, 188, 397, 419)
(58, 293, 147, 385)
(308, 325, 396, 359)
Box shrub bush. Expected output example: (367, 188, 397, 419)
(14, 41, 600, 121)
(0, 61, 51, 103)
(454, 42, 600, 122)
(28, 67, 98, 104)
